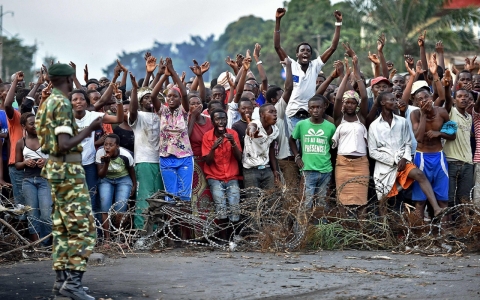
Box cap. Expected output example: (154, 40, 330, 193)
(48, 64, 75, 77)
(370, 76, 392, 87)
(411, 80, 430, 95)
(217, 71, 235, 91)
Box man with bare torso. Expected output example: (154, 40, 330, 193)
(410, 58, 455, 219)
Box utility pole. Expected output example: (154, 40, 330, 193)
(0, 6, 15, 80)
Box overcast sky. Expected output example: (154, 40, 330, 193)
(1, 0, 340, 79)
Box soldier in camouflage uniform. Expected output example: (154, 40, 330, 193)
(35, 64, 102, 300)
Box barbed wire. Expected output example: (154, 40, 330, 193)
(1, 174, 480, 262)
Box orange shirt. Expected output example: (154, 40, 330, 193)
(201, 128, 241, 182)
(7, 110, 23, 165)
(103, 123, 113, 134)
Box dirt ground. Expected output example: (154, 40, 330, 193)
(1, 249, 480, 300)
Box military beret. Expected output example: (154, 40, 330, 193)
(48, 64, 75, 77)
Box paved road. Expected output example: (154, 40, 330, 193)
(1, 250, 479, 299)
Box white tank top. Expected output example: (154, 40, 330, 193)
(332, 115, 368, 156)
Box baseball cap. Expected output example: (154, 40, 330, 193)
(411, 80, 430, 95)
(370, 76, 393, 87)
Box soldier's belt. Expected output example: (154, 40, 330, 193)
(49, 153, 82, 163)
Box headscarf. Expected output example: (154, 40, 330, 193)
(342, 90, 361, 104)
(170, 86, 182, 97)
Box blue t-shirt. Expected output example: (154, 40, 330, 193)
(0, 110, 8, 161)
(256, 93, 266, 106)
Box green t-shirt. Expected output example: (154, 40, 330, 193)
(291, 119, 336, 172)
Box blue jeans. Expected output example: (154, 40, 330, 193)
(290, 115, 306, 130)
(208, 179, 240, 222)
(9, 165, 25, 220)
(303, 171, 332, 208)
(22, 176, 52, 239)
(83, 163, 99, 212)
(159, 156, 194, 201)
(98, 175, 133, 212)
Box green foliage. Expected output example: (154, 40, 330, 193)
(1, 35, 37, 81)
(307, 222, 361, 250)
(99, 0, 480, 85)
(347, 0, 480, 74)
(102, 35, 214, 89)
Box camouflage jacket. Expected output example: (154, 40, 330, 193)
(35, 88, 85, 180)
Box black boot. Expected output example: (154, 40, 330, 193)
(52, 270, 89, 297)
(52, 270, 67, 296)
(59, 270, 94, 300)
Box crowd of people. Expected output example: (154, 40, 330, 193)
(0, 7, 479, 299)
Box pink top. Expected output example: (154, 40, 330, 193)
(159, 105, 193, 158)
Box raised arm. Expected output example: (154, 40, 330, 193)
(444, 73, 454, 113)
(253, 43, 268, 94)
(377, 33, 389, 78)
(233, 51, 252, 104)
(150, 57, 166, 89)
(128, 72, 139, 124)
(401, 59, 416, 105)
(5, 71, 22, 119)
(368, 51, 381, 78)
(225, 56, 239, 75)
(68, 61, 84, 90)
(142, 52, 157, 87)
(333, 61, 348, 123)
(352, 55, 368, 120)
(435, 41, 445, 70)
(166, 57, 188, 112)
(429, 54, 445, 107)
(93, 66, 120, 111)
(282, 57, 293, 103)
(274, 8, 288, 61)
(226, 71, 236, 103)
(102, 84, 124, 124)
(418, 30, 428, 76)
(27, 69, 45, 98)
(443, 69, 453, 110)
(117, 59, 128, 87)
(198, 63, 209, 101)
(320, 11, 342, 63)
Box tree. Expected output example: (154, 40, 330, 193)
(1, 35, 37, 81)
(347, 0, 480, 73)
(102, 35, 214, 89)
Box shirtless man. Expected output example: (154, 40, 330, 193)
(410, 56, 455, 219)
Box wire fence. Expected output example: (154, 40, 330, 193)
(1, 174, 479, 262)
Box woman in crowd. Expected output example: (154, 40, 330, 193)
(331, 55, 369, 218)
(15, 112, 51, 244)
(113, 100, 135, 154)
(69, 86, 123, 215)
(96, 134, 136, 243)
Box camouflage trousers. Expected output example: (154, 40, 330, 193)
(49, 178, 96, 271)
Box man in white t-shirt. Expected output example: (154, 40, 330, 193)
(274, 7, 343, 131)
(128, 79, 163, 230)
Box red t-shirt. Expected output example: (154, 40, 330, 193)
(190, 117, 213, 157)
(201, 128, 241, 182)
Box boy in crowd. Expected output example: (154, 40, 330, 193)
(289, 95, 336, 209)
